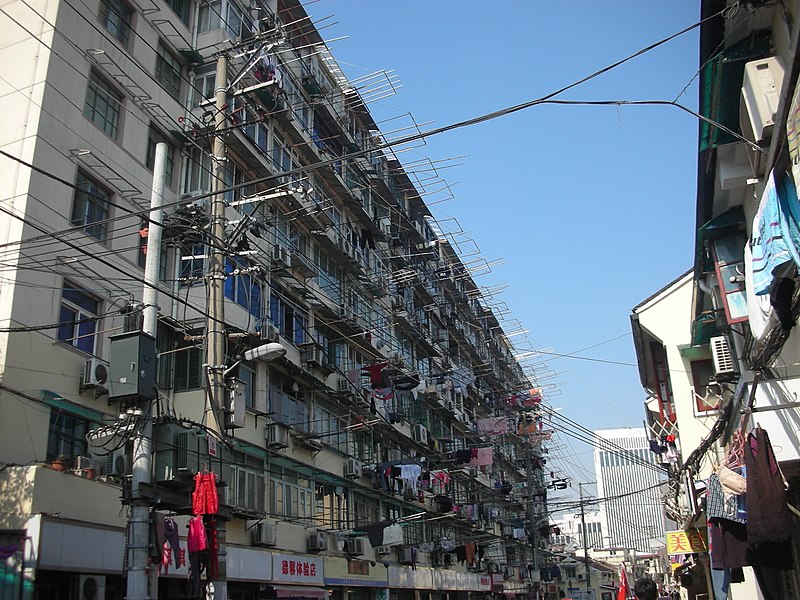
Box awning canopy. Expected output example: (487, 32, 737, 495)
(273, 586, 326, 600)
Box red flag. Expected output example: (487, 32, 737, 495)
(617, 566, 630, 600)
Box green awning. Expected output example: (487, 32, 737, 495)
(42, 390, 105, 422)
(691, 312, 721, 346)
(698, 206, 745, 239)
(678, 343, 712, 360)
(699, 29, 773, 151)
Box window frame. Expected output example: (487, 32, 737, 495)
(155, 42, 183, 100)
(164, 0, 190, 25)
(71, 170, 111, 242)
(47, 409, 98, 462)
(84, 71, 123, 139)
(146, 125, 176, 186)
(99, 0, 134, 48)
(56, 281, 100, 355)
(174, 330, 203, 391)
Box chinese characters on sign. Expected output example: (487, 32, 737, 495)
(665, 529, 707, 555)
(282, 559, 317, 578)
(272, 553, 324, 584)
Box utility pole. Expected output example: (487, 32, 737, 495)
(206, 53, 229, 600)
(526, 446, 539, 573)
(578, 482, 591, 594)
(127, 141, 167, 600)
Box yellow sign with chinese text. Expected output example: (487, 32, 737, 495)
(665, 528, 707, 555)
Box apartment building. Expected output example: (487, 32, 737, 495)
(631, 1, 800, 598)
(0, 1, 549, 599)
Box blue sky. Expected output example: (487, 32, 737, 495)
(308, 2, 701, 484)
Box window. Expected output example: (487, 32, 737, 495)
(225, 258, 262, 317)
(197, 0, 222, 32)
(192, 65, 215, 108)
(156, 326, 182, 389)
(229, 461, 265, 512)
(268, 384, 308, 430)
(47, 410, 94, 462)
(71, 170, 110, 241)
(156, 43, 182, 100)
(57, 282, 100, 355)
(84, 72, 122, 138)
(136, 217, 169, 279)
(99, 0, 133, 47)
(174, 330, 203, 391)
(270, 468, 313, 522)
(238, 364, 255, 409)
(269, 291, 307, 346)
(691, 359, 720, 413)
(183, 147, 213, 194)
(146, 125, 175, 184)
(180, 243, 206, 283)
(164, 0, 190, 24)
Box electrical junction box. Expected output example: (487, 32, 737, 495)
(108, 331, 157, 402)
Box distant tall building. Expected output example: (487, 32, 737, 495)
(593, 427, 666, 552)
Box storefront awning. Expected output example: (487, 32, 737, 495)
(273, 586, 326, 600)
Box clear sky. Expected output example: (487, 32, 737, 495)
(307, 2, 701, 487)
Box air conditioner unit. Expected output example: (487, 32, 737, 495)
(337, 376, 351, 393)
(272, 245, 292, 267)
(710, 336, 736, 380)
(339, 238, 352, 257)
(307, 531, 327, 552)
(577, 573, 585, 581)
(398, 547, 414, 564)
(344, 458, 362, 479)
(93, 448, 129, 479)
(265, 423, 290, 448)
(346, 537, 365, 555)
(302, 345, 324, 367)
(375, 545, 392, 556)
(260, 323, 280, 342)
(411, 424, 428, 445)
(251, 523, 278, 546)
(82, 358, 109, 389)
(740, 56, 786, 176)
(78, 575, 106, 600)
(504, 565, 515, 578)
(432, 553, 445, 567)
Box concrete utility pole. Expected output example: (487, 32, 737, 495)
(526, 447, 539, 572)
(578, 482, 592, 594)
(206, 53, 229, 600)
(127, 141, 167, 600)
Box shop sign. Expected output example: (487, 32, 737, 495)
(324, 557, 387, 587)
(272, 553, 324, 585)
(665, 528, 707, 555)
(388, 565, 433, 589)
(478, 575, 491, 591)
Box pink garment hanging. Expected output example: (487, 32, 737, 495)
(187, 516, 207, 552)
(192, 472, 219, 515)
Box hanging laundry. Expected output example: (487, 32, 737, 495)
(476, 416, 508, 434)
(382, 524, 403, 546)
(362, 362, 388, 388)
(744, 427, 792, 544)
(751, 172, 800, 295)
(192, 471, 219, 515)
(466, 447, 493, 467)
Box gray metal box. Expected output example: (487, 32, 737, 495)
(109, 332, 157, 401)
